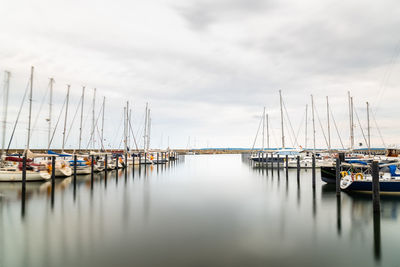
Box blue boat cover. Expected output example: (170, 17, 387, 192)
(347, 160, 368, 165)
(47, 150, 72, 157)
(389, 165, 400, 177)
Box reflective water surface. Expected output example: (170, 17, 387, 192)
(0, 154, 397, 267)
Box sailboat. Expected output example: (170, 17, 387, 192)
(69, 86, 92, 175)
(0, 67, 51, 181)
(44, 82, 72, 177)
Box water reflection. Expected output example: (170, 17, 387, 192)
(2, 155, 400, 267)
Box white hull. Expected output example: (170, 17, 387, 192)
(0, 171, 51, 182)
(55, 167, 72, 177)
(73, 166, 91, 175)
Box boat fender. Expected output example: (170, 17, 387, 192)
(355, 173, 363, 180)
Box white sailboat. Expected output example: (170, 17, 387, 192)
(0, 67, 51, 181)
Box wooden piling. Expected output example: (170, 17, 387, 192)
(90, 155, 94, 189)
(124, 152, 128, 169)
(335, 158, 340, 195)
(372, 160, 380, 213)
(115, 154, 119, 179)
(22, 156, 27, 190)
(276, 154, 281, 171)
(271, 153, 274, 169)
(51, 156, 56, 184)
(296, 155, 300, 180)
(312, 153, 316, 188)
(285, 155, 289, 179)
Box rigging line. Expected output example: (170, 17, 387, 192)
(295, 107, 306, 147)
(64, 96, 83, 145)
(282, 100, 299, 147)
(85, 103, 104, 150)
(282, 112, 295, 147)
(354, 107, 368, 148)
(250, 113, 263, 151)
(31, 81, 50, 138)
(95, 124, 104, 151)
(371, 107, 386, 148)
(6, 81, 30, 152)
(329, 107, 345, 149)
(269, 120, 279, 148)
(48, 96, 67, 148)
(313, 102, 329, 149)
(128, 116, 139, 150)
(111, 110, 124, 148)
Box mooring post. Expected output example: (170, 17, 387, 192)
(22, 156, 27, 191)
(263, 152, 266, 168)
(90, 155, 94, 188)
(115, 154, 119, 178)
(285, 155, 289, 179)
(104, 154, 108, 183)
(51, 156, 56, 185)
(104, 154, 108, 174)
(335, 158, 341, 195)
(312, 153, 316, 188)
(132, 154, 135, 170)
(73, 154, 77, 183)
(372, 160, 380, 213)
(270, 153, 274, 169)
(144, 152, 147, 165)
(157, 152, 159, 165)
(277, 155, 280, 169)
(51, 156, 55, 209)
(258, 152, 260, 166)
(296, 155, 300, 180)
(124, 152, 128, 169)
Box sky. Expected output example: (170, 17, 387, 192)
(0, 0, 399, 150)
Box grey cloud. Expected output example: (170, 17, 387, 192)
(174, 0, 276, 30)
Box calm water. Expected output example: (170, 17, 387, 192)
(0, 154, 397, 267)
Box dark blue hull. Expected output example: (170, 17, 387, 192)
(344, 180, 400, 193)
(251, 158, 284, 163)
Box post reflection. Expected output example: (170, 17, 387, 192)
(336, 195, 341, 236)
(373, 210, 381, 262)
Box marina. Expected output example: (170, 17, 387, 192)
(1, 0, 400, 265)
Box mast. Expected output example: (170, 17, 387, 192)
(266, 113, 270, 149)
(48, 78, 54, 150)
(78, 86, 85, 151)
(367, 101, 371, 157)
(279, 90, 285, 149)
(326, 96, 331, 152)
(124, 106, 127, 153)
(92, 88, 96, 150)
(147, 109, 151, 150)
(125, 101, 129, 153)
(348, 91, 354, 151)
(305, 104, 308, 149)
(101, 96, 105, 151)
(1, 71, 10, 160)
(311, 95, 316, 154)
(128, 108, 131, 150)
(143, 103, 148, 152)
(62, 85, 70, 152)
(26, 66, 34, 152)
(262, 107, 265, 151)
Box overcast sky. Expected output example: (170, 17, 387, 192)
(0, 0, 399, 150)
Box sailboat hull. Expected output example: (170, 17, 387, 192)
(0, 171, 51, 182)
